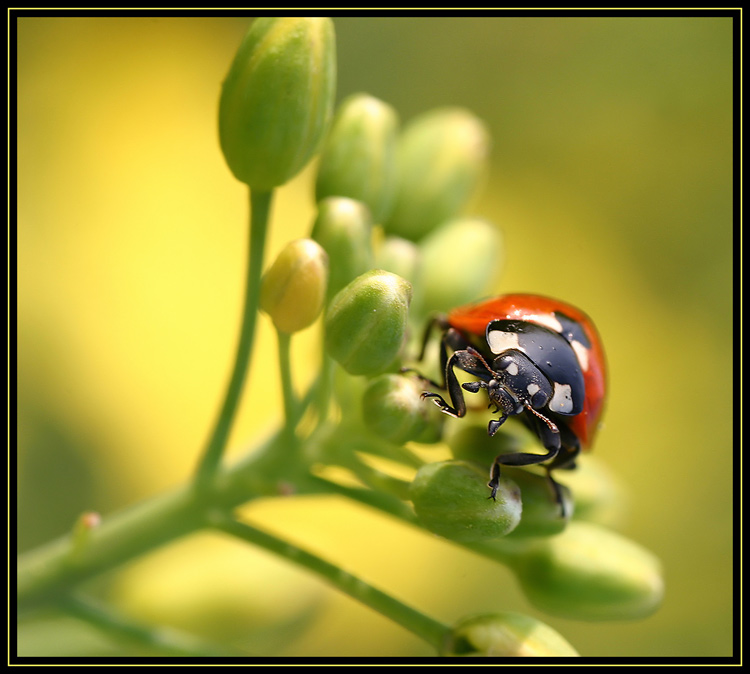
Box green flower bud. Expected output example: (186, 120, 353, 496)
(447, 426, 571, 537)
(443, 612, 579, 657)
(375, 236, 420, 286)
(315, 93, 399, 223)
(311, 197, 373, 299)
(411, 402, 446, 444)
(362, 374, 431, 444)
(260, 238, 328, 333)
(325, 270, 412, 376)
(409, 460, 521, 541)
(502, 468, 571, 539)
(384, 107, 490, 241)
(219, 17, 336, 189)
(507, 521, 664, 621)
(447, 423, 523, 467)
(415, 217, 503, 317)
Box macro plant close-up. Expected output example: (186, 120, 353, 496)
(15, 14, 735, 660)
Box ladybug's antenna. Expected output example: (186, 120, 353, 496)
(465, 346, 496, 375)
(524, 403, 559, 434)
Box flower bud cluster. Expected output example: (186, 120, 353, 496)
(312, 96, 500, 371)
(219, 18, 663, 641)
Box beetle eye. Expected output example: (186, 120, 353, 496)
(526, 384, 548, 409)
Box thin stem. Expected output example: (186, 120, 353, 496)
(213, 516, 449, 652)
(313, 352, 334, 430)
(276, 329, 298, 435)
(195, 188, 273, 489)
(305, 473, 419, 524)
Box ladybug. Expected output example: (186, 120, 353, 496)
(420, 293, 606, 514)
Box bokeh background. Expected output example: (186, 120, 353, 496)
(16, 15, 734, 657)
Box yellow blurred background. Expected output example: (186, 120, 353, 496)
(16, 16, 734, 657)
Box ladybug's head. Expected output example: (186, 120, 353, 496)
(461, 347, 560, 438)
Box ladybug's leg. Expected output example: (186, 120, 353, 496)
(422, 347, 492, 418)
(416, 315, 449, 362)
(404, 318, 458, 389)
(487, 409, 573, 510)
(491, 420, 580, 517)
(487, 441, 561, 500)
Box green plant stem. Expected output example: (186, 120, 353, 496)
(307, 474, 418, 524)
(276, 329, 298, 436)
(213, 516, 449, 652)
(17, 430, 283, 613)
(17, 420, 520, 619)
(195, 187, 273, 489)
(17, 477, 207, 613)
(314, 352, 334, 429)
(15, 428, 413, 613)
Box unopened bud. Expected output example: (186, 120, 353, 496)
(362, 374, 431, 444)
(375, 236, 420, 286)
(447, 427, 570, 537)
(311, 197, 373, 299)
(410, 460, 521, 541)
(260, 239, 328, 333)
(502, 468, 571, 538)
(219, 17, 336, 189)
(385, 107, 490, 241)
(316, 93, 399, 223)
(507, 521, 664, 621)
(443, 612, 579, 657)
(415, 217, 503, 316)
(325, 270, 412, 376)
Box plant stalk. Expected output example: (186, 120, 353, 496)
(214, 516, 449, 652)
(195, 188, 273, 489)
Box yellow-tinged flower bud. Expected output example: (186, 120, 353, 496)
(443, 612, 579, 657)
(316, 93, 399, 223)
(414, 217, 503, 317)
(219, 17, 336, 189)
(384, 107, 490, 241)
(324, 270, 412, 377)
(507, 521, 664, 621)
(311, 197, 373, 299)
(410, 460, 521, 541)
(260, 239, 328, 333)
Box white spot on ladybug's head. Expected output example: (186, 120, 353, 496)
(571, 340, 589, 371)
(550, 382, 574, 414)
(487, 328, 519, 355)
(527, 382, 540, 396)
(502, 361, 519, 376)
